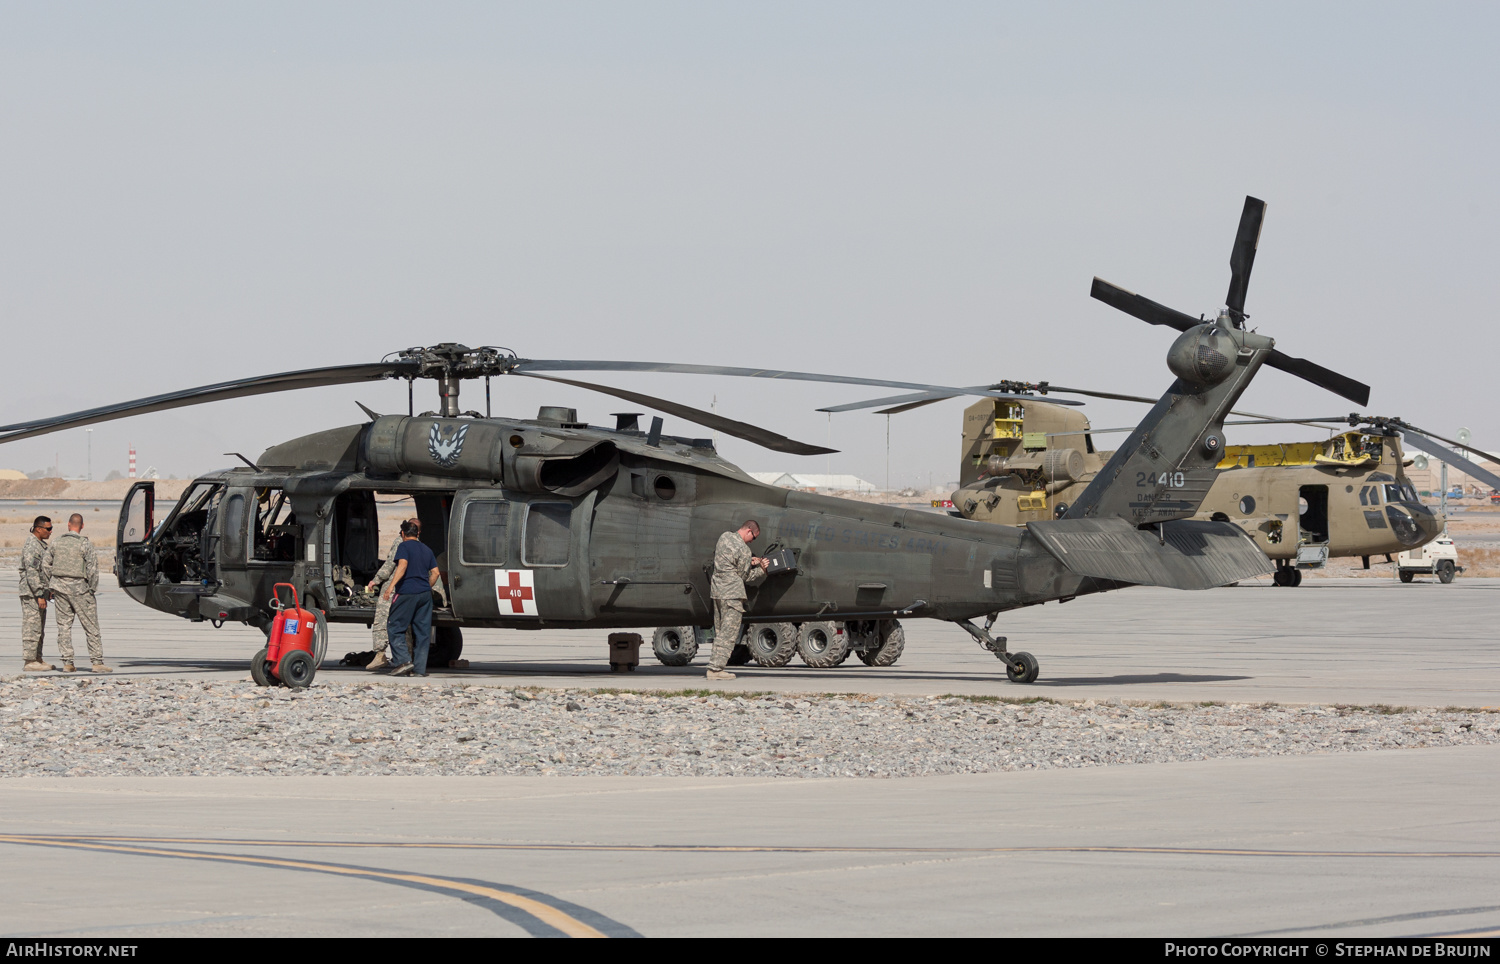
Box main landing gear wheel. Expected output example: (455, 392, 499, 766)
(1006, 651, 1040, 684)
(250, 648, 272, 687)
(1273, 565, 1302, 587)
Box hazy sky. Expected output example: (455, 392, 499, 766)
(1, 2, 1495, 486)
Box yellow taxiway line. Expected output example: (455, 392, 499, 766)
(0, 834, 611, 938)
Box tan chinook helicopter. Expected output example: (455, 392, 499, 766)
(0, 200, 1376, 686)
(930, 398, 1497, 586)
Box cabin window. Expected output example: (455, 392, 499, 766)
(461, 501, 510, 566)
(523, 502, 571, 567)
(1238, 495, 1255, 515)
(223, 493, 248, 563)
(654, 475, 677, 500)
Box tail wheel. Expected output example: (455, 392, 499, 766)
(857, 620, 906, 667)
(279, 650, 316, 689)
(797, 621, 848, 668)
(1006, 651, 1040, 684)
(249, 648, 272, 687)
(747, 623, 798, 667)
(651, 626, 699, 666)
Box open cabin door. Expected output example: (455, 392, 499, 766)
(448, 490, 595, 622)
(116, 481, 156, 587)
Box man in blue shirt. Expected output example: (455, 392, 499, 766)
(381, 519, 442, 677)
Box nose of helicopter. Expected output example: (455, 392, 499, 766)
(1411, 500, 1445, 543)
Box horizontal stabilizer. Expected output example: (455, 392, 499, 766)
(1027, 518, 1272, 591)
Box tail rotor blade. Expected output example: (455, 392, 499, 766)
(1090, 278, 1201, 332)
(1264, 349, 1371, 407)
(1226, 196, 1266, 318)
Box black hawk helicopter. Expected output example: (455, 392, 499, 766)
(0, 198, 1371, 684)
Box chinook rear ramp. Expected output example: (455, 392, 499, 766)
(1028, 517, 1272, 591)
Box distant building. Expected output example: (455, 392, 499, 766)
(750, 472, 879, 494)
(1406, 452, 1500, 496)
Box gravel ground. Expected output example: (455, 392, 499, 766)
(2, 676, 1498, 778)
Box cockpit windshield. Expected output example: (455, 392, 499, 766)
(1384, 483, 1419, 504)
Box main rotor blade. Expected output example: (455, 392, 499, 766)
(513, 372, 835, 457)
(817, 387, 1083, 414)
(0, 362, 419, 446)
(1226, 196, 1267, 317)
(1398, 432, 1500, 492)
(1090, 278, 1201, 332)
(1263, 349, 1371, 407)
(514, 359, 987, 396)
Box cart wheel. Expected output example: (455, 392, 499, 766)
(1399, 570, 1415, 584)
(1437, 561, 1456, 584)
(250, 648, 272, 687)
(1006, 651, 1040, 684)
(279, 650, 316, 689)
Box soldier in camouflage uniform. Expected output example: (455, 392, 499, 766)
(44, 514, 110, 673)
(706, 520, 768, 680)
(364, 522, 415, 671)
(19, 516, 54, 671)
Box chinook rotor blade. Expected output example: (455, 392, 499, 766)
(1089, 278, 1201, 332)
(1262, 349, 1371, 407)
(1221, 416, 1357, 427)
(1226, 196, 1266, 319)
(0, 362, 419, 446)
(875, 397, 956, 415)
(1388, 420, 1497, 468)
(817, 387, 1083, 414)
(1397, 432, 1500, 492)
(513, 372, 835, 456)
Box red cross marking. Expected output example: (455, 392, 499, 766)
(498, 571, 535, 614)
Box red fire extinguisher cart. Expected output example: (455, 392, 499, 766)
(250, 584, 321, 689)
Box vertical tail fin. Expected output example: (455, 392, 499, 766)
(1063, 324, 1272, 526)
